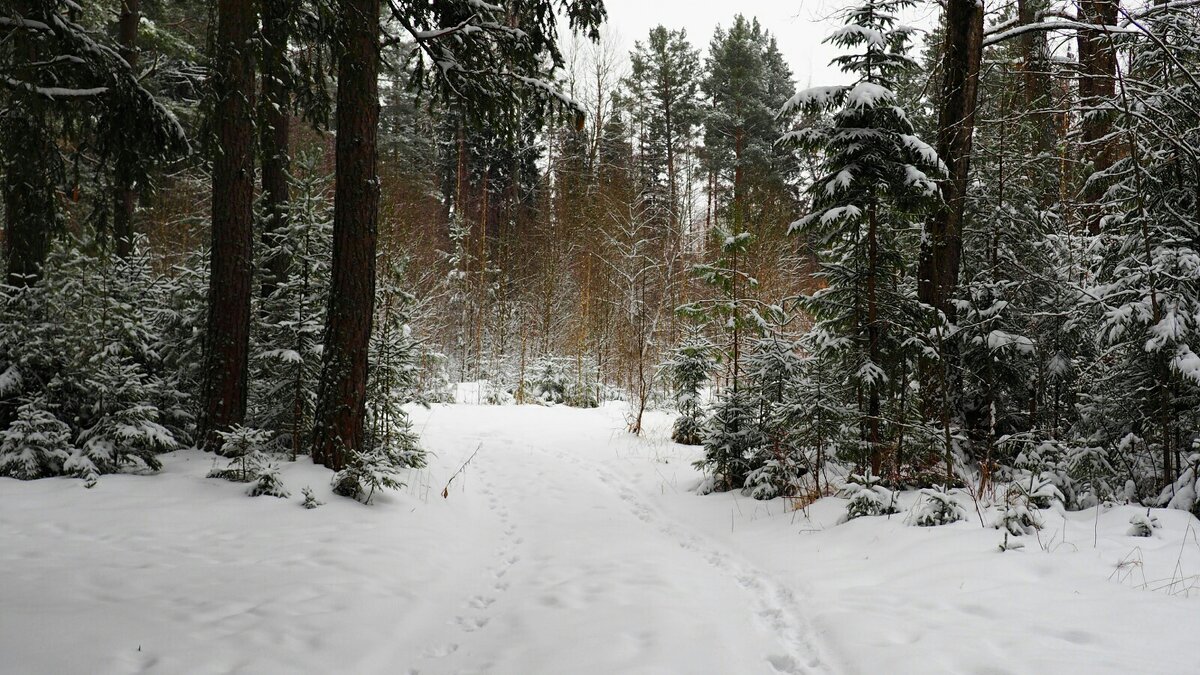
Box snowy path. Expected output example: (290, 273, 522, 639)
(401, 406, 832, 675)
(4, 403, 1200, 674)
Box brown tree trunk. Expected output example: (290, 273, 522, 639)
(866, 204, 882, 475)
(1077, 0, 1119, 235)
(1017, 0, 1058, 205)
(917, 0, 984, 319)
(311, 0, 381, 470)
(199, 0, 257, 453)
(112, 0, 141, 259)
(259, 0, 292, 297)
(3, 1, 55, 288)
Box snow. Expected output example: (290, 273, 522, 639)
(844, 82, 894, 109)
(781, 85, 847, 114)
(3, 403, 1200, 674)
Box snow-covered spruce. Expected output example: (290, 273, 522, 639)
(1127, 511, 1161, 537)
(779, 0, 946, 478)
(904, 486, 966, 527)
(0, 242, 184, 484)
(666, 334, 715, 446)
(840, 472, 900, 520)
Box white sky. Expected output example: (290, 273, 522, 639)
(596, 0, 942, 88)
(598, 0, 849, 87)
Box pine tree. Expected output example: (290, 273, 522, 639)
(0, 0, 188, 286)
(0, 238, 185, 483)
(1081, 5, 1200, 496)
(250, 161, 333, 457)
(0, 397, 72, 480)
(625, 26, 702, 220)
(703, 16, 795, 227)
(741, 335, 809, 499)
(781, 0, 944, 477)
(199, 0, 258, 453)
(667, 333, 716, 445)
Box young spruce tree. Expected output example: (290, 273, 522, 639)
(780, 0, 943, 478)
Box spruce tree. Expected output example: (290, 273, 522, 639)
(781, 0, 944, 477)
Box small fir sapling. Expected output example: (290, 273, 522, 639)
(301, 486, 324, 509)
(840, 472, 899, 520)
(744, 455, 808, 500)
(71, 362, 175, 481)
(992, 486, 1044, 536)
(248, 161, 333, 457)
(1011, 470, 1066, 510)
(740, 336, 810, 499)
(0, 397, 73, 480)
(1127, 510, 1162, 537)
(332, 441, 425, 505)
(333, 274, 429, 504)
(247, 463, 290, 498)
(904, 485, 966, 526)
(667, 334, 715, 445)
(696, 387, 765, 493)
(208, 425, 273, 482)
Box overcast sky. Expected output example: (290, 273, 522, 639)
(595, 0, 940, 89)
(598, 0, 847, 87)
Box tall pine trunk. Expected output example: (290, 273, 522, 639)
(113, 0, 140, 259)
(915, 0, 984, 451)
(311, 0, 381, 470)
(259, 0, 292, 297)
(2, 0, 56, 288)
(1017, 0, 1057, 205)
(866, 203, 882, 474)
(1077, 0, 1119, 234)
(199, 0, 257, 453)
(917, 0, 984, 319)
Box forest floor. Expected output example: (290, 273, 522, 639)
(3, 402, 1200, 674)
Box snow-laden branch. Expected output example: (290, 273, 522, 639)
(983, 20, 1140, 47)
(1, 77, 108, 98)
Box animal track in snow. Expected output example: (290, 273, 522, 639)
(468, 595, 495, 610)
(543, 446, 829, 673)
(453, 616, 490, 633)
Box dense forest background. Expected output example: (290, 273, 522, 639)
(2, 0, 1200, 516)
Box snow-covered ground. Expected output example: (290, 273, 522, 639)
(3, 403, 1199, 674)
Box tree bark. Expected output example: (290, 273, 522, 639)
(2, 1, 55, 288)
(917, 0, 985, 319)
(311, 0, 381, 470)
(199, 0, 257, 453)
(1017, 0, 1057, 204)
(112, 0, 141, 259)
(867, 203, 882, 475)
(1077, 0, 1119, 234)
(259, 0, 292, 297)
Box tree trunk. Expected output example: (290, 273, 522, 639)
(259, 0, 292, 297)
(311, 0, 381, 471)
(1077, 0, 1119, 235)
(917, 0, 984, 319)
(1017, 0, 1058, 205)
(199, 0, 257, 453)
(867, 203, 882, 474)
(112, 0, 141, 259)
(2, 1, 56, 288)
(2, 111, 55, 289)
